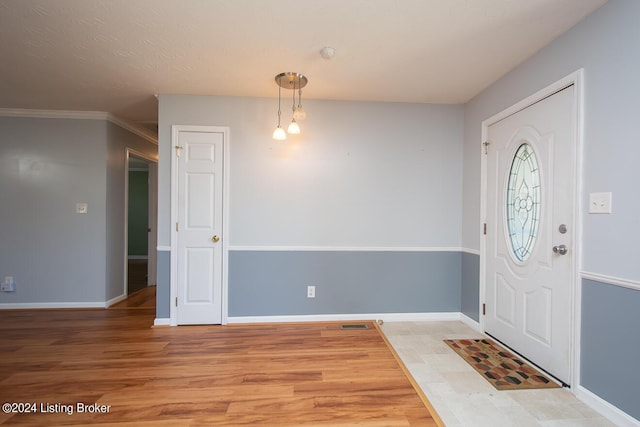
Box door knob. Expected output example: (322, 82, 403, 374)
(212, 235, 220, 243)
(552, 244, 568, 255)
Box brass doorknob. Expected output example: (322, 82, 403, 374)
(212, 235, 220, 243)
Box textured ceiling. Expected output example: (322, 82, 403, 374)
(0, 0, 607, 123)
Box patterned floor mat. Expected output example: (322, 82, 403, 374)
(444, 338, 561, 390)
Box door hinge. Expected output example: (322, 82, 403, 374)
(482, 141, 491, 154)
(175, 297, 178, 307)
(482, 303, 486, 316)
(176, 222, 179, 232)
(175, 145, 183, 157)
(483, 223, 487, 235)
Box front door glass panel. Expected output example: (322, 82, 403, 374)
(506, 143, 541, 262)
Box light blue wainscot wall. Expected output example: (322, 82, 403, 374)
(460, 252, 479, 322)
(581, 279, 640, 421)
(228, 250, 461, 318)
(156, 249, 171, 319)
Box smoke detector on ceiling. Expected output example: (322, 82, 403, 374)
(320, 46, 336, 60)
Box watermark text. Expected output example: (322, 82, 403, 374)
(2, 402, 111, 415)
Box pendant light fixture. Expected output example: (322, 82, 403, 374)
(272, 75, 287, 140)
(273, 72, 307, 139)
(287, 79, 301, 134)
(293, 79, 306, 121)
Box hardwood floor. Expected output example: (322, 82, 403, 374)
(0, 307, 440, 426)
(126, 259, 148, 295)
(109, 285, 156, 309)
(127, 259, 149, 295)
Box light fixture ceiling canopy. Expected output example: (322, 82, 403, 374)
(275, 72, 308, 90)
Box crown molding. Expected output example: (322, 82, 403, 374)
(0, 108, 158, 144)
(0, 108, 108, 120)
(107, 113, 158, 144)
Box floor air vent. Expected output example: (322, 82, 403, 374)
(340, 324, 369, 330)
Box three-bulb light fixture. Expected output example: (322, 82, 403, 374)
(272, 72, 307, 140)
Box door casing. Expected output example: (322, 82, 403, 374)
(479, 70, 584, 389)
(170, 125, 230, 326)
(124, 148, 158, 297)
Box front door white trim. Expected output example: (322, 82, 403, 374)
(480, 70, 584, 389)
(170, 125, 230, 326)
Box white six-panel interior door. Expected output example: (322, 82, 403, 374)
(483, 82, 579, 385)
(171, 126, 228, 325)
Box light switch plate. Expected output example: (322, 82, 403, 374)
(76, 203, 88, 214)
(589, 192, 612, 214)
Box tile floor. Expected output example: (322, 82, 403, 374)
(381, 321, 616, 427)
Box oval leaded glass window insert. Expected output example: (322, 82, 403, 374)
(506, 143, 541, 262)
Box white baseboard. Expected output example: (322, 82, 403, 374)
(228, 246, 465, 252)
(0, 301, 106, 309)
(1, 293, 140, 309)
(106, 294, 127, 307)
(379, 312, 462, 322)
(153, 318, 171, 326)
(228, 312, 461, 324)
(460, 313, 482, 332)
(576, 386, 639, 426)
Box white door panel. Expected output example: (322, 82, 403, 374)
(495, 274, 516, 327)
(186, 173, 215, 228)
(186, 248, 213, 300)
(523, 286, 552, 345)
(485, 86, 575, 384)
(175, 130, 224, 325)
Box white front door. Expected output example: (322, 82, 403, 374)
(174, 128, 225, 325)
(484, 86, 576, 384)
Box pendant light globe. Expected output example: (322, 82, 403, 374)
(293, 107, 306, 121)
(287, 119, 300, 134)
(273, 126, 287, 140)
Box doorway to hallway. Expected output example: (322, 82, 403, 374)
(125, 149, 158, 297)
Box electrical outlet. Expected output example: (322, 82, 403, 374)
(307, 285, 315, 298)
(1, 276, 16, 292)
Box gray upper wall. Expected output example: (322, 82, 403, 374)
(0, 116, 157, 305)
(158, 96, 464, 249)
(0, 117, 108, 303)
(462, 0, 639, 281)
